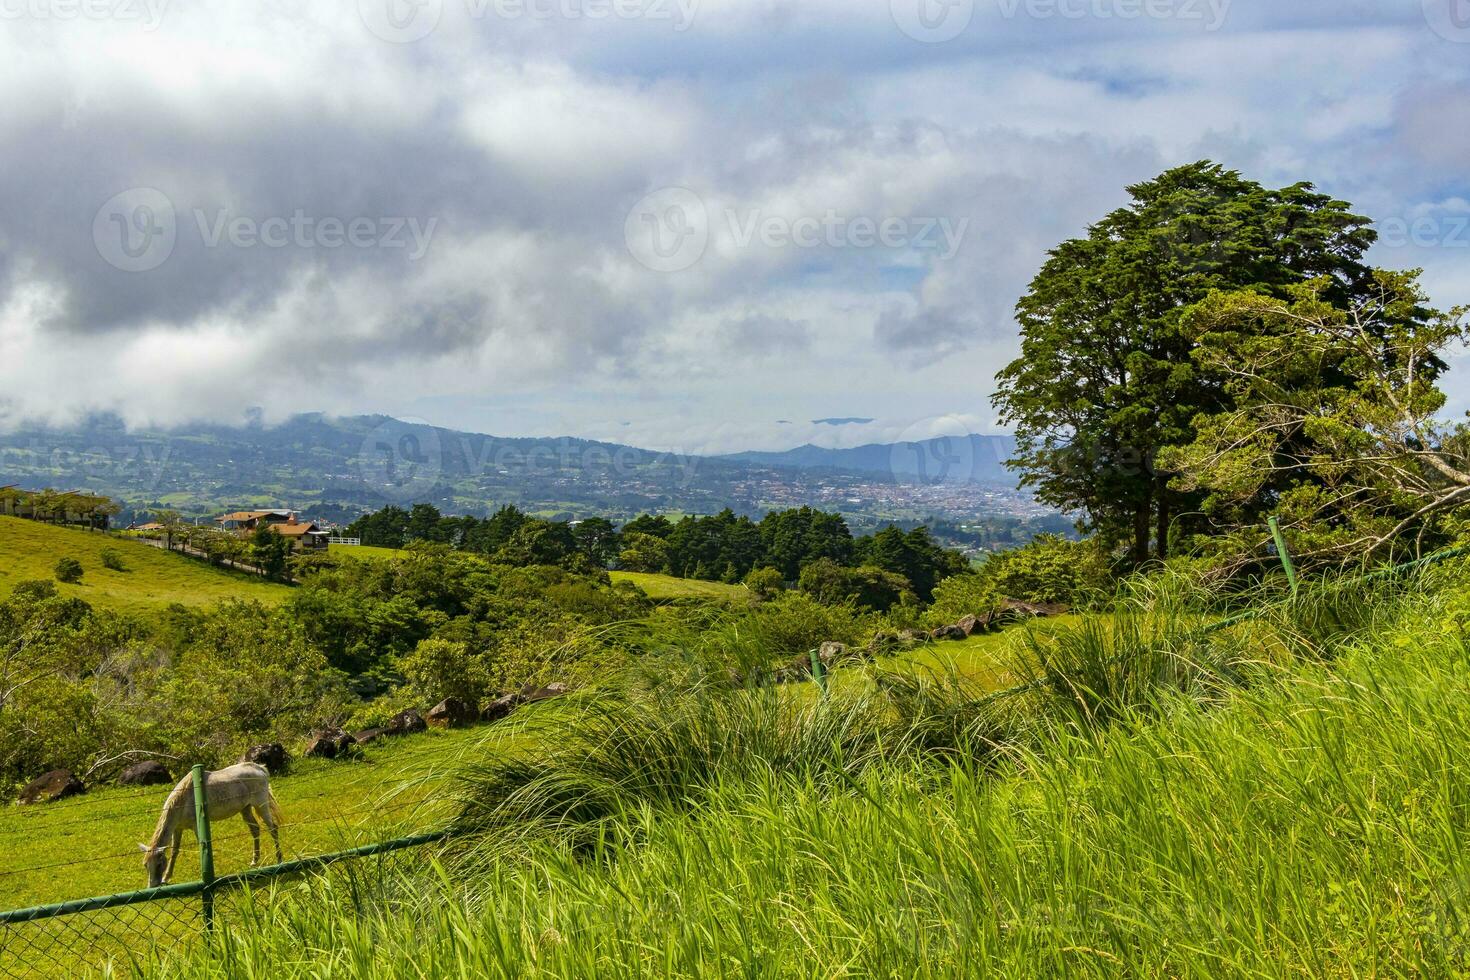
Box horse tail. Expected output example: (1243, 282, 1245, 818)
(267, 786, 283, 825)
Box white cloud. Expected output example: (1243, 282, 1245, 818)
(0, 1, 1466, 451)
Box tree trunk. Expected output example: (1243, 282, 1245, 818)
(1155, 483, 1171, 562)
(1132, 494, 1152, 567)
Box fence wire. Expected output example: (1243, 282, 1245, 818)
(0, 837, 445, 977)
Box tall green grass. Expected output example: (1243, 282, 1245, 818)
(141, 561, 1470, 977)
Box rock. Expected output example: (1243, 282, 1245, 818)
(817, 641, 848, 667)
(426, 698, 476, 729)
(19, 769, 84, 804)
(353, 728, 384, 746)
(303, 728, 357, 759)
(955, 614, 982, 637)
(243, 743, 289, 774)
(977, 598, 1072, 631)
(480, 692, 525, 723)
(117, 761, 173, 787)
(932, 625, 967, 642)
(384, 709, 427, 737)
(520, 682, 571, 703)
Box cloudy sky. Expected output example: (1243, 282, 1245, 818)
(1, 0, 1467, 455)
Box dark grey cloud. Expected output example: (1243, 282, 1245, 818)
(0, 0, 1464, 449)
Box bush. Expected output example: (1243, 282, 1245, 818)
(978, 535, 1112, 606)
(744, 567, 785, 601)
(797, 559, 913, 612)
(53, 556, 84, 583)
(99, 548, 127, 572)
(923, 572, 998, 627)
(399, 638, 493, 705)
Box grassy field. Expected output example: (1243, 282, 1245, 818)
(130, 564, 1470, 978)
(331, 544, 749, 602)
(0, 517, 292, 615)
(608, 570, 747, 601)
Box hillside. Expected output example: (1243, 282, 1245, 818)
(722, 433, 1020, 485)
(139, 559, 1470, 976)
(0, 415, 1042, 531)
(0, 517, 292, 614)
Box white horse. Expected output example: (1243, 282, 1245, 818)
(140, 762, 283, 887)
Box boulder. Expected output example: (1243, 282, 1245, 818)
(19, 769, 84, 805)
(480, 692, 525, 723)
(817, 641, 848, 667)
(931, 625, 967, 642)
(117, 761, 173, 787)
(426, 698, 476, 729)
(977, 598, 1072, 631)
(955, 614, 982, 637)
(243, 743, 289, 774)
(384, 708, 427, 737)
(353, 728, 384, 746)
(303, 728, 357, 760)
(520, 681, 571, 703)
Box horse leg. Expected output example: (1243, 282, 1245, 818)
(164, 828, 182, 883)
(242, 808, 261, 865)
(260, 801, 283, 863)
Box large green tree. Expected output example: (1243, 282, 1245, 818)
(994, 162, 1378, 564)
(1162, 272, 1467, 566)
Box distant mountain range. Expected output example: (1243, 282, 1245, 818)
(0, 414, 1025, 524)
(722, 435, 1019, 485)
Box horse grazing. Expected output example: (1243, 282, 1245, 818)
(140, 762, 282, 887)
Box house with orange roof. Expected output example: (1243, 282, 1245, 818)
(215, 509, 329, 552)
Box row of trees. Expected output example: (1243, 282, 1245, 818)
(996, 161, 1468, 571)
(342, 503, 969, 602)
(0, 487, 119, 530)
(143, 510, 294, 582)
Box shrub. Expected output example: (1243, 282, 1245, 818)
(978, 535, 1112, 606)
(750, 591, 860, 655)
(99, 548, 127, 572)
(399, 638, 493, 705)
(53, 556, 84, 583)
(744, 567, 785, 601)
(923, 572, 998, 627)
(797, 559, 913, 612)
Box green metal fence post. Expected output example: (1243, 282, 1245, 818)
(1267, 516, 1299, 597)
(191, 764, 215, 934)
(809, 648, 829, 697)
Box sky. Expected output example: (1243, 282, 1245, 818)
(0, 0, 1467, 457)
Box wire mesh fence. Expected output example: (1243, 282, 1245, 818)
(0, 757, 461, 978)
(0, 826, 450, 977)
